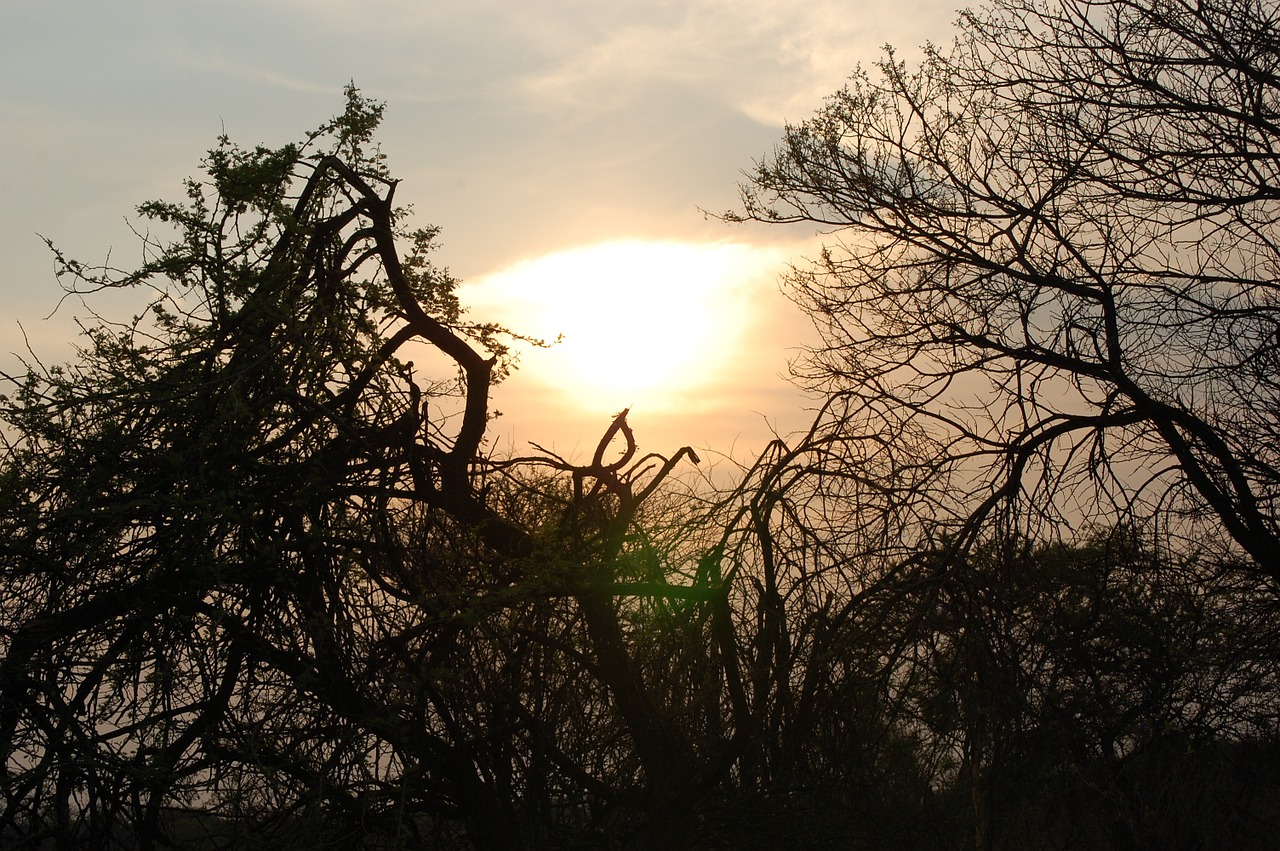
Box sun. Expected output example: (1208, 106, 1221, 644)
(461, 240, 784, 414)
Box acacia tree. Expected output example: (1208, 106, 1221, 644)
(0, 89, 744, 850)
(733, 0, 1280, 577)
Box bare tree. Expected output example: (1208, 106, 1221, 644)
(717, 2, 1280, 846)
(732, 0, 1280, 578)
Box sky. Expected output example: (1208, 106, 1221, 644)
(1, 0, 963, 465)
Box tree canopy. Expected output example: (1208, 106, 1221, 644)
(5, 0, 1280, 847)
(0, 87, 732, 850)
(726, 0, 1280, 844)
(735, 0, 1280, 579)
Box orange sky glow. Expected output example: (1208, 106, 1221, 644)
(1, 0, 962, 461)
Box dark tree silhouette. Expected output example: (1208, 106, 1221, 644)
(9, 2, 1280, 843)
(0, 89, 734, 850)
(721, 0, 1280, 846)
(732, 0, 1280, 579)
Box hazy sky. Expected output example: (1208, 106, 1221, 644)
(2, 0, 962, 463)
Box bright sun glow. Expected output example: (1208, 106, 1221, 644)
(461, 240, 786, 413)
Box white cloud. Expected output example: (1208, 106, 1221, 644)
(247, 0, 963, 124)
(508, 0, 962, 125)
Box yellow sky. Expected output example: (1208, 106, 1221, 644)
(461, 237, 825, 459)
(1, 0, 962, 459)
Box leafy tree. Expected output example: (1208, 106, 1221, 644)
(907, 529, 1280, 849)
(732, 0, 1280, 578)
(0, 88, 731, 850)
(721, 436, 1280, 847)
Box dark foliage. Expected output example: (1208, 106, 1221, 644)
(0, 88, 727, 850)
(6, 0, 1280, 843)
(727, 0, 1280, 845)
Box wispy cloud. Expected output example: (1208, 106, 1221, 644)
(245, 0, 961, 124)
(507, 0, 961, 125)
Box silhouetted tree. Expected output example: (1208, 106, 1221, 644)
(733, 0, 1280, 579)
(909, 529, 1280, 849)
(11, 2, 1280, 841)
(725, 0, 1280, 846)
(0, 89, 733, 851)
